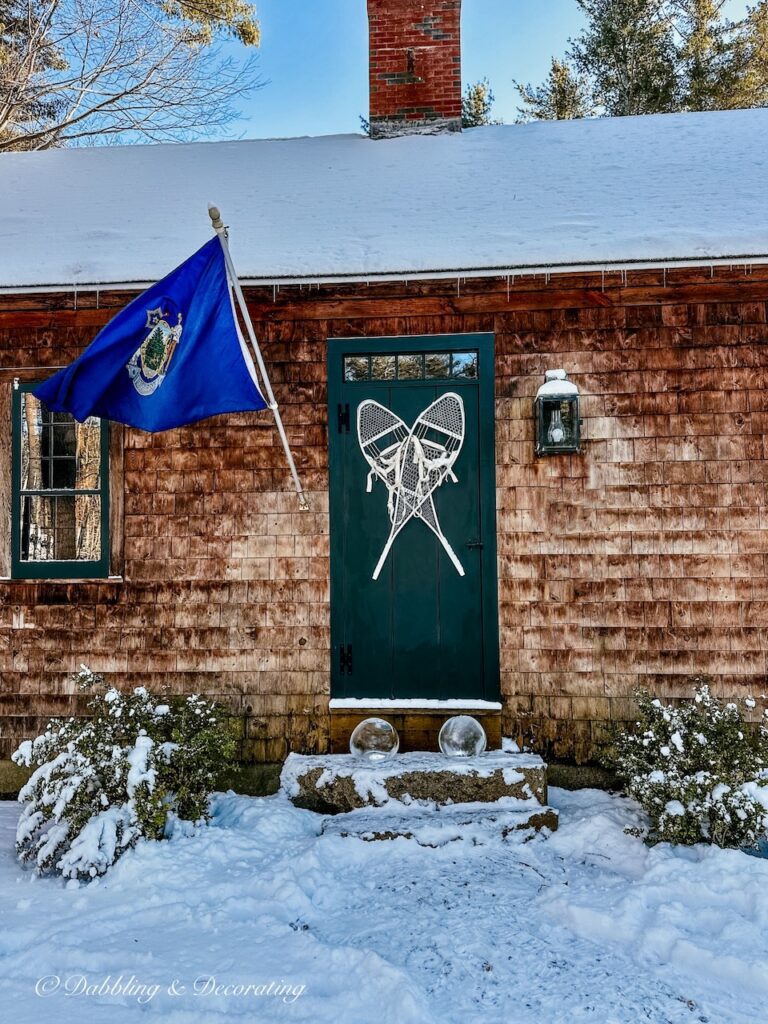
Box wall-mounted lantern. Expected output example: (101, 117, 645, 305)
(535, 369, 581, 456)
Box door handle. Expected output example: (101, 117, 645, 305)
(466, 539, 483, 549)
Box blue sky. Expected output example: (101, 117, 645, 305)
(232, 0, 750, 139)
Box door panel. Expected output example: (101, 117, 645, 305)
(328, 335, 499, 701)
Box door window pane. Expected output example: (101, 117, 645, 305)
(451, 352, 479, 378)
(370, 355, 396, 380)
(424, 353, 451, 378)
(396, 354, 424, 379)
(344, 356, 370, 381)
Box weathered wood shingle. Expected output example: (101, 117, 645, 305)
(1, 264, 767, 763)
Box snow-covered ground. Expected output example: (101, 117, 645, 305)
(0, 788, 766, 1024)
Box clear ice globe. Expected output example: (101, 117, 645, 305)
(438, 715, 487, 758)
(349, 718, 400, 761)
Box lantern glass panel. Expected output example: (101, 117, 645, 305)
(537, 396, 580, 454)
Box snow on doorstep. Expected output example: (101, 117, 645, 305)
(1, 788, 767, 1024)
(328, 698, 503, 711)
(2, 108, 768, 290)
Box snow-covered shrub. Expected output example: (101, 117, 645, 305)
(611, 684, 768, 849)
(12, 666, 236, 879)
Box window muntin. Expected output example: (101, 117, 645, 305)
(12, 385, 109, 578)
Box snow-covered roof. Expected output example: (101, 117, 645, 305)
(2, 108, 767, 291)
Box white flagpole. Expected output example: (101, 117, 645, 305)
(208, 204, 309, 511)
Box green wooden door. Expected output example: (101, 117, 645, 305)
(328, 334, 499, 701)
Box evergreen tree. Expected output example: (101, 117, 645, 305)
(461, 79, 501, 127)
(521, 0, 768, 120)
(0, 1, 66, 147)
(569, 0, 679, 115)
(159, 0, 260, 46)
(673, 0, 732, 109)
(515, 58, 595, 122)
(725, 0, 768, 109)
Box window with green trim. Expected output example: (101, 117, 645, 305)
(11, 384, 109, 579)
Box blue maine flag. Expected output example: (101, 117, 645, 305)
(35, 237, 267, 432)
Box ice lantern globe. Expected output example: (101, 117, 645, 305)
(349, 718, 399, 761)
(438, 716, 487, 758)
(535, 369, 581, 456)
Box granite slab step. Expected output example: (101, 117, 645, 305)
(280, 750, 550, 814)
(320, 797, 558, 845)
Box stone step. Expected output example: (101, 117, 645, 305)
(280, 750, 551, 815)
(321, 798, 558, 845)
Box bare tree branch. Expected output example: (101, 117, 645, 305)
(0, 0, 262, 151)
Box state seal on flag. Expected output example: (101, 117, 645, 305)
(126, 302, 183, 396)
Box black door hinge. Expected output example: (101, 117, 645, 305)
(339, 644, 353, 675)
(337, 403, 350, 433)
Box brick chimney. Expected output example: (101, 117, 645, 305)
(367, 0, 462, 139)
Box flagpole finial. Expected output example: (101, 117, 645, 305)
(208, 204, 224, 231)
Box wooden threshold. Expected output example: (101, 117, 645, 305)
(330, 705, 503, 754)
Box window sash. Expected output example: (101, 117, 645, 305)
(343, 350, 479, 383)
(11, 383, 110, 579)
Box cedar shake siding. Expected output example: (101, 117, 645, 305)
(2, 264, 768, 765)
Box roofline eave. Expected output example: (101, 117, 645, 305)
(2, 252, 768, 295)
